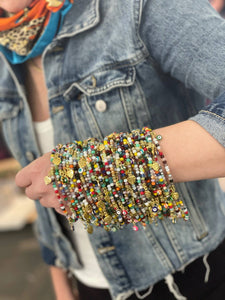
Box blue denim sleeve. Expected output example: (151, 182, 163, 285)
(190, 91, 225, 147)
(140, 0, 225, 146)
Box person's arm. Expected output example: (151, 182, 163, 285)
(15, 118, 225, 212)
(50, 266, 78, 300)
(156, 120, 225, 182)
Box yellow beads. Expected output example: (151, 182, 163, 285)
(47, 127, 188, 234)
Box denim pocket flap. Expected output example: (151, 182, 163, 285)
(64, 66, 136, 98)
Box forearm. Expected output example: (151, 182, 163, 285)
(50, 266, 77, 300)
(156, 120, 225, 182)
(15, 119, 225, 228)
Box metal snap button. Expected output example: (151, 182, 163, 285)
(95, 99, 107, 112)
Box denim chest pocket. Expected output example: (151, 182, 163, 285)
(0, 96, 22, 122)
(64, 66, 151, 140)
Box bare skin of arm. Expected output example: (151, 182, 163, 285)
(25, 57, 50, 122)
(155, 120, 225, 182)
(50, 266, 79, 300)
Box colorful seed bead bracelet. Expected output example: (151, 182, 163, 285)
(44, 127, 189, 233)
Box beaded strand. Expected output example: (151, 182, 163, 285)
(44, 128, 189, 233)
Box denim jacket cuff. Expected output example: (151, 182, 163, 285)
(190, 113, 225, 147)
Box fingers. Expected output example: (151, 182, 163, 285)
(24, 183, 47, 200)
(25, 181, 56, 203)
(14, 152, 66, 214)
(25, 183, 64, 214)
(24, 186, 61, 210)
(15, 164, 33, 188)
(39, 195, 69, 217)
(15, 152, 51, 188)
(39, 195, 61, 209)
(25, 181, 67, 215)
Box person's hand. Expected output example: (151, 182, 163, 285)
(15, 152, 64, 215)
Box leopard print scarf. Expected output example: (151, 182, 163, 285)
(0, 0, 73, 61)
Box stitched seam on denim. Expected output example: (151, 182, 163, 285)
(162, 221, 187, 265)
(121, 85, 137, 129)
(56, 56, 149, 99)
(120, 87, 133, 132)
(185, 182, 208, 234)
(81, 67, 135, 94)
(133, 0, 145, 49)
(0, 54, 40, 155)
(135, 76, 152, 124)
(176, 182, 208, 241)
(176, 183, 205, 239)
(137, 0, 159, 68)
(69, 100, 81, 139)
(57, 14, 99, 39)
(58, 0, 100, 39)
(199, 110, 225, 122)
(43, 0, 99, 54)
(133, 0, 150, 63)
(64, 68, 136, 97)
(0, 52, 25, 98)
(84, 77, 134, 96)
(144, 226, 175, 271)
(83, 95, 103, 139)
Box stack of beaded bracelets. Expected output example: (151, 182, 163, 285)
(44, 127, 189, 233)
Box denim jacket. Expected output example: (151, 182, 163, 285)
(1, 0, 225, 299)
